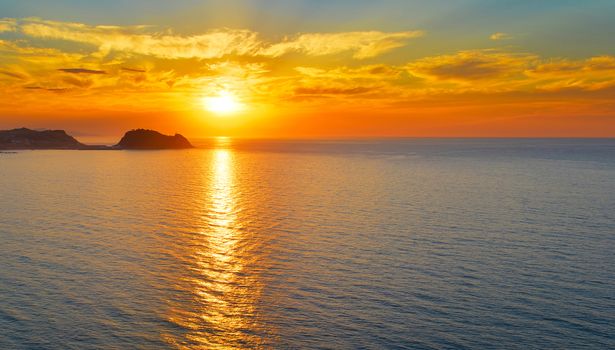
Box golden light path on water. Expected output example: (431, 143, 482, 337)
(165, 139, 266, 349)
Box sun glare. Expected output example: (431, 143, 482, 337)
(203, 91, 243, 115)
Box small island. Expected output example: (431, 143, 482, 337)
(0, 128, 193, 150)
(115, 129, 193, 149)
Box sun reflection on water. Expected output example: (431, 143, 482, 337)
(166, 140, 266, 349)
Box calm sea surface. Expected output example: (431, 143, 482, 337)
(1, 139, 614, 349)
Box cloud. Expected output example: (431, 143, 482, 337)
(294, 86, 372, 96)
(295, 64, 402, 79)
(0, 39, 86, 68)
(0, 18, 16, 33)
(279, 64, 406, 102)
(261, 31, 424, 59)
(24, 86, 68, 92)
(407, 50, 535, 82)
(61, 75, 94, 88)
(18, 18, 261, 59)
(59, 68, 106, 74)
(404, 51, 615, 92)
(0, 69, 27, 80)
(490, 32, 512, 41)
(529, 56, 615, 75)
(121, 67, 146, 73)
(526, 55, 615, 90)
(8, 18, 421, 60)
(586, 56, 615, 71)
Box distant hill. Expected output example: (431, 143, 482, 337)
(0, 128, 86, 149)
(0, 127, 194, 150)
(114, 129, 193, 149)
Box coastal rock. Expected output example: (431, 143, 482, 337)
(0, 128, 85, 150)
(115, 129, 193, 149)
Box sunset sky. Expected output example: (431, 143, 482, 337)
(1, 0, 614, 140)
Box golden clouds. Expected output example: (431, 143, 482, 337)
(19, 18, 261, 59)
(262, 31, 424, 59)
(527, 56, 615, 90)
(288, 65, 403, 101)
(295, 65, 401, 80)
(0, 18, 16, 33)
(407, 50, 535, 82)
(529, 56, 615, 75)
(405, 50, 615, 93)
(11, 18, 421, 60)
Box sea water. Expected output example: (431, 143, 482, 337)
(1, 139, 614, 349)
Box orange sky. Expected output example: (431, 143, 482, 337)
(1, 2, 615, 140)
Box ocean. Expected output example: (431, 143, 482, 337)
(1, 139, 614, 349)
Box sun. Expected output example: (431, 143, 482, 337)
(202, 91, 243, 115)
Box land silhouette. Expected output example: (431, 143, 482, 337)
(0, 128, 193, 150)
(115, 129, 193, 149)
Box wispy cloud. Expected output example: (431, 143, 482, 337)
(295, 65, 402, 80)
(407, 50, 535, 82)
(24, 86, 68, 92)
(405, 50, 615, 92)
(526, 55, 615, 90)
(529, 56, 615, 75)
(121, 67, 146, 73)
(490, 32, 512, 41)
(0, 18, 16, 33)
(18, 18, 261, 59)
(261, 31, 424, 59)
(0, 69, 27, 80)
(10, 18, 421, 60)
(294, 86, 372, 96)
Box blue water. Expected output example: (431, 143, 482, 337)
(1, 139, 614, 349)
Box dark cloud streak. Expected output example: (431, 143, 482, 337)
(121, 67, 146, 73)
(58, 68, 106, 74)
(0, 70, 27, 79)
(24, 86, 69, 92)
(295, 86, 372, 95)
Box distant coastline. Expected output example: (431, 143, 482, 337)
(0, 128, 193, 150)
